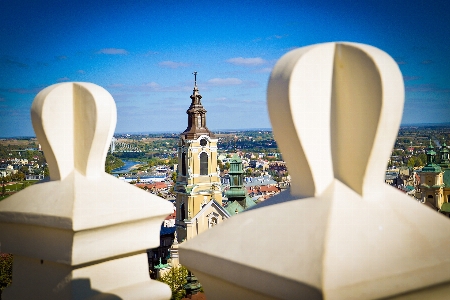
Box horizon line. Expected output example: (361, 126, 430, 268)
(2, 122, 450, 139)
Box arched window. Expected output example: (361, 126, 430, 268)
(200, 152, 208, 175)
(233, 175, 239, 186)
(209, 217, 217, 228)
(182, 152, 186, 176)
(180, 202, 186, 221)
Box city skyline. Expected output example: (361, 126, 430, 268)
(1, 0, 450, 138)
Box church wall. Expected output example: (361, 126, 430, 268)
(185, 204, 227, 239)
(419, 170, 445, 208)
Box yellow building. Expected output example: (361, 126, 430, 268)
(174, 73, 229, 241)
(418, 141, 450, 214)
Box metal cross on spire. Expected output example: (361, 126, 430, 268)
(193, 71, 198, 87)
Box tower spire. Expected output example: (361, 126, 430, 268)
(182, 72, 213, 139)
(193, 71, 197, 87)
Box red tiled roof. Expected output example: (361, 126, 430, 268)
(165, 211, 176, 220)
(136, 182, 168, 190)
(259, 185, 279, 193)
(181, 292, 207, 300)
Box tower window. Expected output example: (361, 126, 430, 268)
(182, 152, 186, 176)
(209, 217, 217, 228)
(200, 152, 208, 175)
(200, 139, 207, 146)
(180, 203, 186, 220)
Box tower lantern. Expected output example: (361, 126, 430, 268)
(182, 72, 212, 140)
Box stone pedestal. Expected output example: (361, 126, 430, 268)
(180, 43, 450, 299)
(0, 82, 172, 299)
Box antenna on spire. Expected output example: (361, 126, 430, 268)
(193, 71, 198, 87)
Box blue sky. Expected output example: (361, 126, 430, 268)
(1, 0, 449, 137)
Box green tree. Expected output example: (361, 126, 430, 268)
(105, 154, 124, 174)
(157, 265, 189, 300)
(171, 172, 177, 183)
(148, 157, 164, 168)
(407, 157, 416, 168)
(217, 160, 224, 171)
(0, 253, 13, 298)
(418, 153, 427, 165)
(245, 168, 253, 176)
(43, 165, 50, 177)
(11, 172, 25, 182)
(168, 157, 178, 165)
(414, 157, 423, 167)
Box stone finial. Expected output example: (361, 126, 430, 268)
(173, 230, 179, 245)
(193, 71, 198, 87)
(31, 82, 116, 181)
(179, 43, 450, 299)
(0, 82, 172, 299)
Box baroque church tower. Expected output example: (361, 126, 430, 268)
(174, 72, 226, 241)
(418, 140, 450, 213)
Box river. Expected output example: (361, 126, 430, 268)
(112, 160, 142, 174)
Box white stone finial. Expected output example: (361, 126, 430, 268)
(31, 82, 117, 181)
(0, 82, 172, 299)
(267, 43, 335, 198)
(179, 43, 450, 299)
(174, 230, 178, 245)
(267, 43, 405, 198)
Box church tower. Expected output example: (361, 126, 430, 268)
(226, 154, 246, 203)
(439, 141, 450, 170)
(419, 140, 444, 210)
(174, 72, 224, 241)
(224, 153, 256, 215)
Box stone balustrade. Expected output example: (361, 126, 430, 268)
(179, 42, 450, 299)
(0, 82, 173, 299)
(2, 42, 450, 300)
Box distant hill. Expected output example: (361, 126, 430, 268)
(400, 122, 450, 127)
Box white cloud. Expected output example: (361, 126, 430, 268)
(77, 70, 85, 74)
(215, 97, 228, 101)
(226, 57, 267, 66)
(97, 48, 128, 55)
(108, 83, 124, 88)
(57, 77, 70, 82)
(256, 67, 273, 73)
(159, 61, 189, 68)
(207, 78, 243, 86)
(144, 82, 161, 89)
